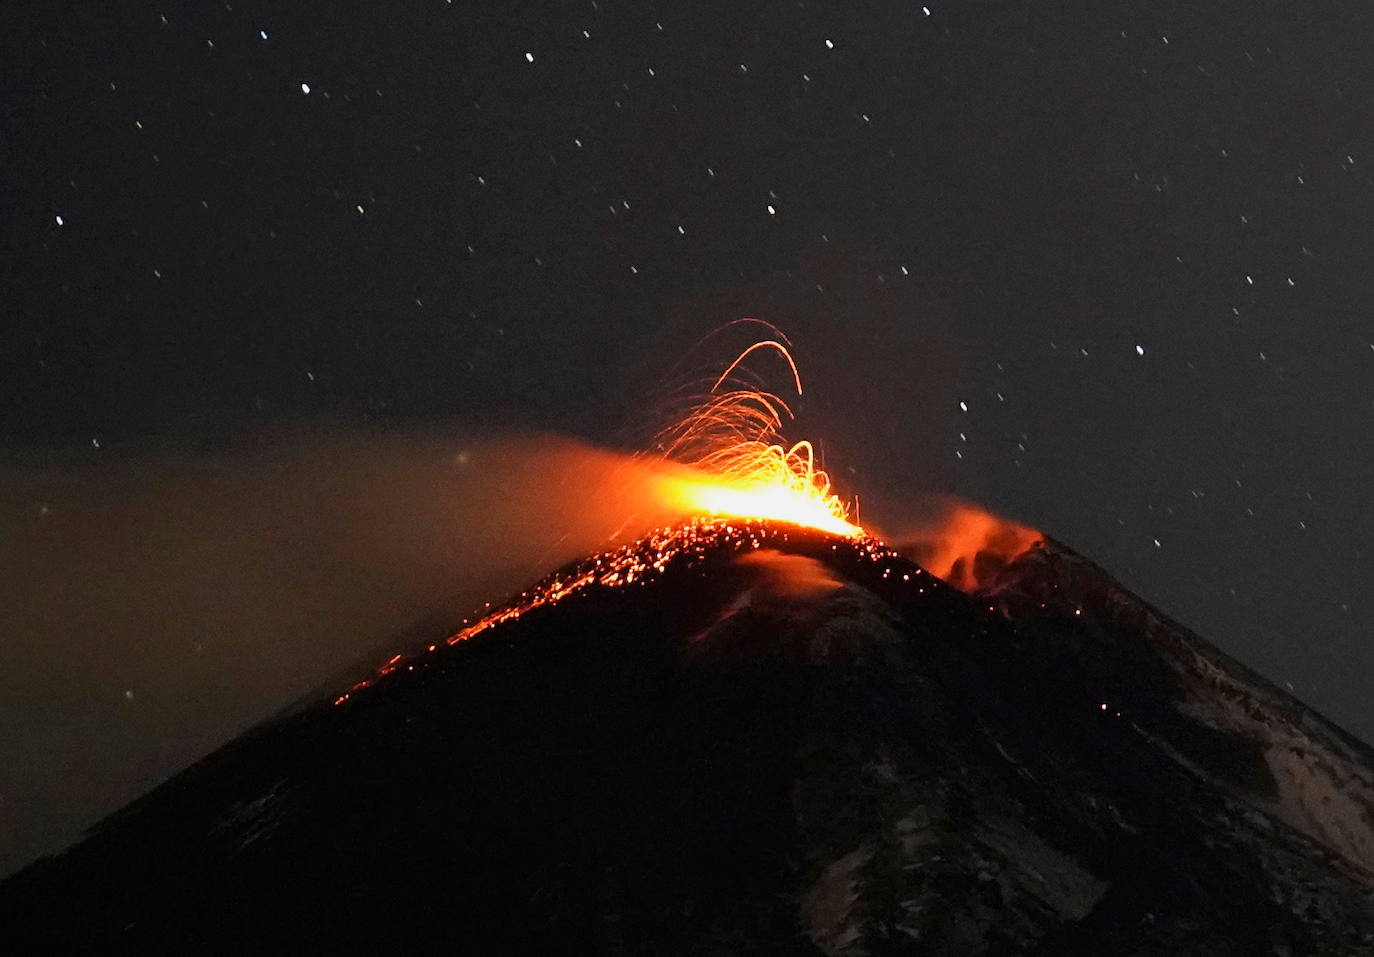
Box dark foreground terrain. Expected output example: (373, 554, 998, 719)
(3, 519, 1372, 953)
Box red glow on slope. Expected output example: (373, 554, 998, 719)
(898, 501, 1042, 593)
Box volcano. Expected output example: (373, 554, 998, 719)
(3, 519, 1372, 954)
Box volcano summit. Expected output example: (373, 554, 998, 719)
(2, 518, 1372, 954)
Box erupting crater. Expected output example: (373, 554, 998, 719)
(336, 327, 1043, 706)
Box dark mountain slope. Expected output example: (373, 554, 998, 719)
(2, 520, 1371, 954)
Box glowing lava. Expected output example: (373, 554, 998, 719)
(651, 336, 862, 538)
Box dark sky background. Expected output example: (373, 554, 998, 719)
(4, 0, 1374, 874)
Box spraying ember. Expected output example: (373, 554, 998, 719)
(651, 336, 861, 539)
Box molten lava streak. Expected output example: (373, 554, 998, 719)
(650, 338, 862, 539)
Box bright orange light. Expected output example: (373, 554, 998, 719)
(651, 337, 863, 538)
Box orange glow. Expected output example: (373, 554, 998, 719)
(650, 337, 862, 538)
(900, 500, 1041, 592)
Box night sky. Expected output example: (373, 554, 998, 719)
(5, 0, 1374, 874)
